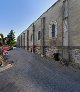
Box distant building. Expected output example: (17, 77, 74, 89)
(17, 0, 80, 65)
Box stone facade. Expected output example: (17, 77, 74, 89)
(68, 0, 80, 64)
(17, 0, 80, 65)
(70, 49, 80, 64)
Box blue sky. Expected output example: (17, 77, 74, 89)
(0, 0, 57, 39)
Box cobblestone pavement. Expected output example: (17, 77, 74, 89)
(0, 48, 80, 92)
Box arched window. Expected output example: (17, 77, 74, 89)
(49, 21, 57, 38)
(38, 31, 41, 40)
(31, 34, 33, 41)
(52, 24, 55, 37)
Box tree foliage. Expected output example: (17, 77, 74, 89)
(6, 30, 16, 46)
(0, 34, 4, 46)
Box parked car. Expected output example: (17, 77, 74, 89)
(9, 46, 13, 50)
(0, 45, 13, 52)
(2, 45, 10, 51)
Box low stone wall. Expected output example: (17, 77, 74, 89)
(35, 47, 41, 55)
(45, 47, 55, 59)
(29, 47, 32, 52)
(28, 45, 80, 66)
(70, 48, 80, 64)
(45, 47, 62, 60)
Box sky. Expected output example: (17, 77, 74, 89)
(0, 0, 57, 39)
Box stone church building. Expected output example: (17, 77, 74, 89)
(17, 0, 80, 65)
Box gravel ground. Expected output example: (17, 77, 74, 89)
(0, 48, 80, 92)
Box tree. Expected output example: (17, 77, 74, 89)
(0, 34, 4, 46)
(6, 30, 16, 46)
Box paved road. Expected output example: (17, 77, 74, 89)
(0, 48, 80, 92)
